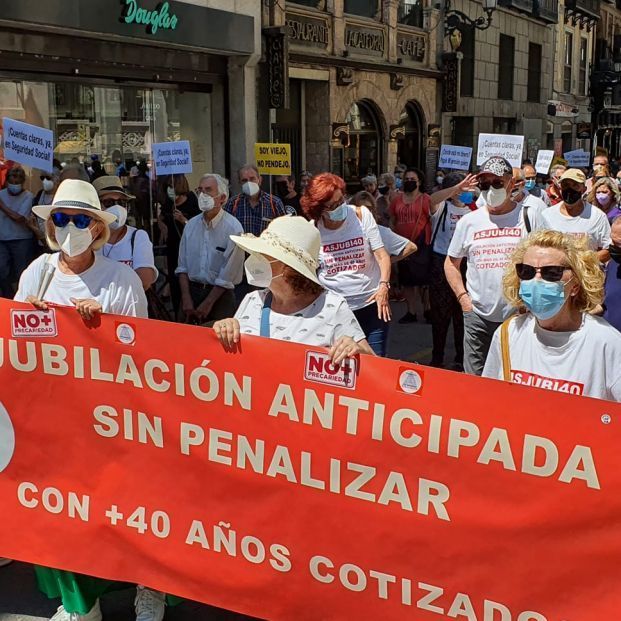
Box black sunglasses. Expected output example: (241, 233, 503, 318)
(40, 175, 52, 181)
(101, 198, 129, 209)
(478, 179, 505, 191)
(516, 263, 571, 282)
(51, 212, 94, 229)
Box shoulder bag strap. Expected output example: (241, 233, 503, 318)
(232, 195, 240, 215)
(523, 205, 531, 234)
(130, 229, 138, 256)
(260, 291, 273, 338)
(430, 202, 449, 248)
(500, 315, 515, 382)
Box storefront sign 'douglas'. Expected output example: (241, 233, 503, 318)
(121, 0, 178, 35)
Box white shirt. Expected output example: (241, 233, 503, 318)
(15, 253, 148, 317)
(99, 226, 158, 286)
(447, 204, 533, 322)
(431, 201, 472, 255)
(317, 205, 384, 311)
(175, 209, 244, 289)
(541, 202, 611, 251)
(483, 313, 621, 402)
(235, 289, 366, 347)
(379, 225, 409, 257)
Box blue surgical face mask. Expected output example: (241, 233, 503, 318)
(457, 191, 474, 204)
(395, 177, 403, 190)
(7, 183, 22, 195)
(326, 202, 348, 222)
(519, 279, 569, 320)
(524, 179, 536, 191)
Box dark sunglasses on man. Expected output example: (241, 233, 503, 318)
(516, 263, 572, 282)
(40, 175, 52, 181)
(101, 198, 129, 209)
(477, 178, 505, 191)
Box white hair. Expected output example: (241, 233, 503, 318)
(200, 173, 229, 200)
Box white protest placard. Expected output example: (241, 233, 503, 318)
(564, 150, 590, 168)
(2, 118, 54, 173)
(438, 145, 472, 171)
(152, 140, 192, 175)
(535, 150, 554, 175)
(476, 133, 524, 168)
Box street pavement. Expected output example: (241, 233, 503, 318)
(0, 302, 457, 620)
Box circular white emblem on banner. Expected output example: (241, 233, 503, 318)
(399, 370, 422, 394)
(0, 402, 16, 473)
(116, 323, 136, 345)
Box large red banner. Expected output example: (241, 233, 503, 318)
(0, 298, 620, 620)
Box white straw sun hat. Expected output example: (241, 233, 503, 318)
(230, 215, 321, 284)
(32, 179, 117, 224)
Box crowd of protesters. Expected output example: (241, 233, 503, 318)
(1, 150, 621, 618)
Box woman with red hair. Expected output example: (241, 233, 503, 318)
(301, 173, 392, 355)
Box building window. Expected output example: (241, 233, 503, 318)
(460, 25, 475, 98)
(579, 38, 588, 95)
(288, 0, 324, 6)
(398, 1, 423, 27)
(452, 117, 474, 150)
(564, 32, 573, 93)
(343, 101, 383, 189)
(493, 117, 516, 134)
(527, 43, 542, 103)
(344, 0, 378, 18)
(498, 34, 515, 100)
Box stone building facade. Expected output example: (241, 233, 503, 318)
(440, 0, 558, 163)
(260, 0, 443, 189)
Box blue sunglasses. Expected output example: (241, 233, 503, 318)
(51, 212, 93, 229)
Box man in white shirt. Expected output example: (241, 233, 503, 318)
(511, 168, 547, 231)
(94, 175, 158, 290)
(176, 173, 244, 324)
(541, 168, 611, 262)
(522, 163, 550, 206)
(445, 156, 538, 376)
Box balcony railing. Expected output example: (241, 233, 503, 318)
(565, 0, 601, 19)
(498, 0, 534, 13)
(534, 0, 559, 23)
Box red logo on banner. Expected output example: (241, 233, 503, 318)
(304, 350, 357, 389)
(10, 309, 57, 337)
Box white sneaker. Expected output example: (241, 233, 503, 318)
(0, 557, 12, 567)
(50, 600, 102, 621)
(134, 586, 166, 621)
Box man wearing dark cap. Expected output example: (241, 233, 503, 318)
(444, 156, 542, 375)
(541, 169, 611, 262)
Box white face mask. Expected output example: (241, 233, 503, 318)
(198, 193, 215, 212)
(42, 179, 55, 192)
(482, 186, 508, 208)
(242, 181, 260, 197)
(55, 222, 94, 257)
(244, 254, 280, 288)
(167, 187, 176, 200)
(436, 176, 444, 185)
(106, 205, 127, 230)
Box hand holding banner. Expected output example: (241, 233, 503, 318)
(0, 300, 620, 620)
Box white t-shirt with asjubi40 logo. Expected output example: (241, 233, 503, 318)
(483, 313, 621, 402)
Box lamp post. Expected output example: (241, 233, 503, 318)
(444, 0, 498, 35)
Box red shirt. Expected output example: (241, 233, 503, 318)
(389, 193, 431, 243)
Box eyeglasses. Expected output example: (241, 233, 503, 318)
(478, 179, 505, 191)
(40, 175, 52, 181)
(101, 199, 129, 209)
(515, 263, 571, 282)
(51, 212, 94, 229)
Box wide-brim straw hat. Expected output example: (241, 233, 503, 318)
(92, 175, 135, 199)
(32, 179, 117, 224)
(230, 215, 321, 284)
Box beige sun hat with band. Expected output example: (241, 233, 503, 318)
(230, 215, 321, 284)
(32, 179, 117, 224)
(92, 175, 136, 199)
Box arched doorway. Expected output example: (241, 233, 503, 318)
(397, 101, 424, 169)
(343, 100, 384, 190)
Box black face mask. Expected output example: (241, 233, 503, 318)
(561, 187, 583, 205)
(275, 181, 289, 197)
(378, 186, 389, 196)
(609, 245, 621, 264)
(403, 180, 418, 193)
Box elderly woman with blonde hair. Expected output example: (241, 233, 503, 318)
(587, 176, 621, 222)
(483, 230, 621, 401)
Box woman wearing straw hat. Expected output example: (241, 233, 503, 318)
(213, 215, 374, 361)
(14, 179, 147, 320)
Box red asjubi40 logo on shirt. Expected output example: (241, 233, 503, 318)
(10, 309, 57, 337)
(304, 351, 358, 389)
